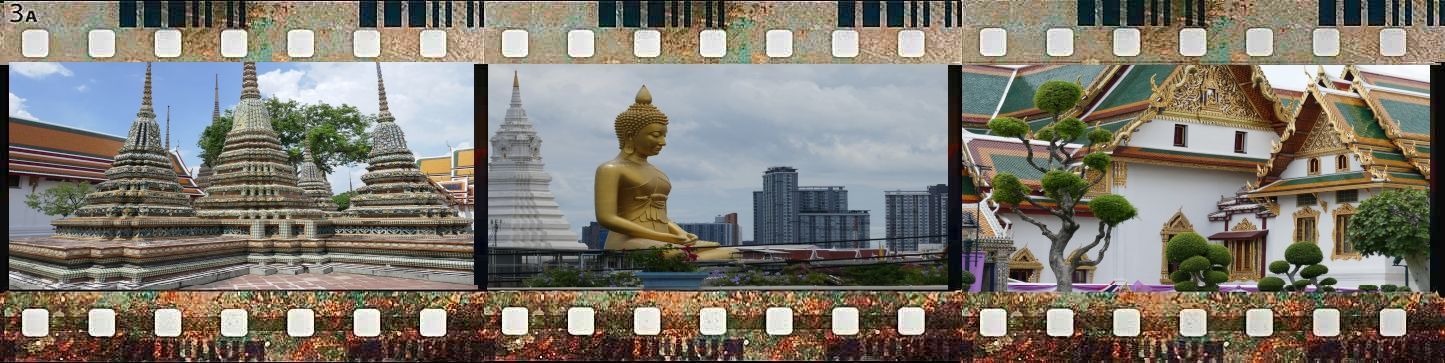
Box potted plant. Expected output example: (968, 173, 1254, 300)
(629, 246, 707, 290)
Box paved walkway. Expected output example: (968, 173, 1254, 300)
(186, 273, 476, 290)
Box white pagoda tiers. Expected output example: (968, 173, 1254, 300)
(486, 72, 586, 250)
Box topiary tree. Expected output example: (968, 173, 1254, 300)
(1165, 233, 1231, 291)
(1358, 284, 1378, 292)
(1267, 242, 1334, 292)
(1348, 189, 1430, 290)
(985, 81, 1136, 292)
(1257, 277, 1286, 292)
(961, 271, 976, 291)
(1380, 284, 1398, 292)
(23, 181, 94, 218)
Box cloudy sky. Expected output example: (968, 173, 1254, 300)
(486, 65, 948, 242)
(9, 62, 474, 194)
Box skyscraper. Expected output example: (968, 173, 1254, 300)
(753, 167, 870, 248)
(885, 184, 949, 252)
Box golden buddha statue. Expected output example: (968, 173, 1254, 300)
(596, 85, 739, 261)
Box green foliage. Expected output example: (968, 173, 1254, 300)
(1300, 264, 1329, 280)
(1380, 284, 1398, 292)
(1041, 170, 1086, 201)
(1089, 194, 1137, 226)
(1205, 270, 1230, 284)
(199, 98, 375, 175)
(1086, 128, 1113, 146)
(626, 247, 698, 272)
(1054, 117, 1087, 142)
(1268, 260, 1290, 274)
(1358, 284, 1378, 292)
(1283, 285, 1298, 292)
(1082, 152, 1111, 171)
(1293, 279, 1313, 288)
(1321, 286, 1336, 292)
(1257, 277, 1286, 292)
(1206, 244, 1232, 267)
(1034, 127, 1057, 142)
(1179, 256, 1211, 273)
(1196, 284, 1220, 292)
(1170, 270, 1192, 283)
(1319, 277, 1338, 286)
(23, 181, 93, 218)
(1348, 189, 1430, 260)
(961, 270, 976, 285)
(987, 117, 1030, 138)
(839, 263, 947, 286)
(523, 266, 638, 288)
(1165, 233, 1209, 264)
(1033, 80, 1084, 115)
(1398, 286, 1411, 292)
(331, 191, 358, 211)
(990, 173, 1027, 205)
(1284, 242, 1324, 265)
(1173, 281, 1196, 292)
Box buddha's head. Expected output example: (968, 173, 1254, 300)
(614, 85, 670, 157)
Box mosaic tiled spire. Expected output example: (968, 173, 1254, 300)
(193, 62, 320, 219)
(297, 142, 339, 211)
(195, 74, 221, 189)
(72, 63, 196, 218)
(348, 63, 456, 218)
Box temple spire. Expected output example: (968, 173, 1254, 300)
(165, 105, 171, 150)
(212, 73, 221, 123)
(138, 62, 155, 118)
(510, 70, 523, 107)
(376, 63, 395, 123)
(241, 62, 260, 99)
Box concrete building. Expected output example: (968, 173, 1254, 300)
(885, 184, 949, 252)
(677, 222, 740, 247)
(753, 167, 870, 249)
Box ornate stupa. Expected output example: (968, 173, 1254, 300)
(194, 74, 220, 190)
(193, 62, 323, 220)
(297, 143, 340, 211)
(57, 63, 199, 235)
(337, 63, 469, 235)
(485, 71, 586, 250)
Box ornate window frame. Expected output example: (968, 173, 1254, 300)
(1159, 211, 1196, 283)
(1225, 219, 1264, 281)
(1307, 158, 1321, 175)
(1331, 203, 1362, 260)
(1293, 207, 1319, 243)
(1009, 248, 1044, 283)
(1335, 155, 1348, 171)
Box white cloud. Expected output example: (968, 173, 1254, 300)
(256, 63, 475, 192)
(9, 92, 38, 120)
(11, 62, 74, 79)
(75, 84, 89, 92)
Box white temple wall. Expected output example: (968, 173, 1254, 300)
(1127, 119, 1276, 160)
(1000, 211, 1101, 284)
(1268, 188, 1403, 288)
(7, 176, 84, 237)
(1281, 152, 1360, 179)
(1106, 163, 1256, 284)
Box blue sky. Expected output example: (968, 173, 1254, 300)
(10, 62, 475, 194)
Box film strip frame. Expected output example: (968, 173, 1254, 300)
(5, 291, 1445, 360)
(2, 1, 1442, 63)
(4, 1, 1444, 361)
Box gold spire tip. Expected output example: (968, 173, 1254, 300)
(635, 85, 652, 104)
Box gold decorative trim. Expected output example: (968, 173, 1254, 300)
(1155, 111, 1277, 131)
(1111, 156, 1257, 173)
(1330, 203, 1363, 261)
(1112, 161, 1128, 187)
(1232, 218, 1257, 231)
(1009, 247, 1044, 283)
(1293, 206, 1320, 218)
(1159, 210, 1197, 282)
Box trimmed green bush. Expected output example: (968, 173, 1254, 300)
(1206, 244, 1232, 267)
(1205, 270, 1230, 284)
(1170, 270, 1192, 284)
(1257, 277, 1286, 292)
(1268, 260, 1290, 274)
(1319, 277, 1338, 286)
(1380, 284, 1398, 292)
(1166, 233, 1210, 264)
(1041, 170, 1085, 200)
(1173, 281, 1196, 292)
(1087, 128, 1113, 145)
(987, 117, 1029, 138)
(1034, 81, 1084, 114)
(1321, 286, 1336, 292)
(1285, 242, 1324, 265)
(1089, 194, 1138, 226)
(1300, 264, 1329, 279)
(990, 173, 1026, 205)
(1055, 117, 1087, 141)
(1035, 127, 1057, 141)
(1083, 152, 1111, 171)
(1359, 285, 1378, 292)
(1293, 279, 1313, 288)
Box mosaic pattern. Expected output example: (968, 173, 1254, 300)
(1, 1, 1440, 63)
(1, 292, 1442, 361)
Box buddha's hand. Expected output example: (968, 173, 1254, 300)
(675, 233, 699, 246)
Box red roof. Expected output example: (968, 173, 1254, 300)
(8, 117, 202, 197)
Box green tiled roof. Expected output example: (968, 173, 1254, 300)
(1136, 147, 1269, 163)
(1274, 171, 1364, 187)
(1333, 102, 1389, 140)
(987, 154, 1049, 182)
(1377, 99, 1431, 135)
(965, 127, 992, 134)
(1390, 171, 1425, 181)
(963, 71, 1011, 116)
(1027, 117, 1055, 131)
(1372, 151, 1407, 162)
(997, 66, 1109, 115)
(1371, 80, 1430, 94)
(1417, 145, 1431, 155)
(962, 173, 981, 197)
(1092, 65, 1176, 111)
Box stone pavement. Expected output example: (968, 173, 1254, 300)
(185, 272, 476, 290)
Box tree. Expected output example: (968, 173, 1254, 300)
(1266, 242, 1335, 292)
(24, 181, 94, 218)
(1347, 188, 1430, 290)
(985, 80, 1137, 292)
(1165, 233, 1231, 292)
(332, 191, 358, 211)
(198, 98, 374, 175)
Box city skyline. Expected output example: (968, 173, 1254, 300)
(485, 65, 947, 242)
